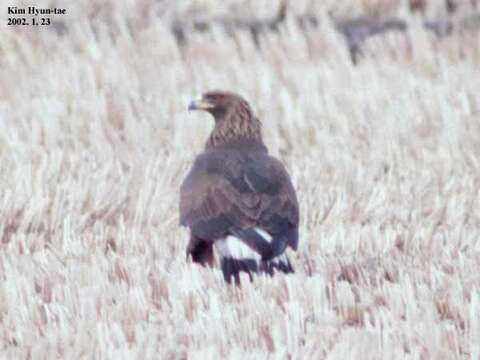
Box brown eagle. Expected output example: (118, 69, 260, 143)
(180, 91, 299, 283)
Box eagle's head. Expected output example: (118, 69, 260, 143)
(188, 91, 248, 120)
(188, 91, 263, 148)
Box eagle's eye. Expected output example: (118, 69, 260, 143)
(206, 94, 222, 101)
(205, 94, 227, 108)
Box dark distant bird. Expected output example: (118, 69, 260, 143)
(171, 1, 287, 49)
(334, 16, 408, 65)
(446, 0, 458, 14)
(409, 0, 427, 14)
(180, 91, 299, 284)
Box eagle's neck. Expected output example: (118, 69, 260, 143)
(206, 103, 264, 149)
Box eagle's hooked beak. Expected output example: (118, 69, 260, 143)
(188, 96, 214, 111)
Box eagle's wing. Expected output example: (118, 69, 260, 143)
(180, 148, 299, 258)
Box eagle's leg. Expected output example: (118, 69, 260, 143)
(187, 235, 214, 267)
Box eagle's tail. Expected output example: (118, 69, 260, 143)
(215, 232, 294, 284)
(260, 253, 294, 275)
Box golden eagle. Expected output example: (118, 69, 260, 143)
(180, 91, 299, 284)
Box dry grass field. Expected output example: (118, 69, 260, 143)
(1, 0, 480, 358)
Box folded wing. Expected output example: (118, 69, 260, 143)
(180, 147, 299, 262)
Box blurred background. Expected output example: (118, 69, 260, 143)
(1, 0, 480, 359)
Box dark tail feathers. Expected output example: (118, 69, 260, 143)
(221, 253, 294, 284)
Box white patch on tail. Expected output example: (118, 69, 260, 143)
(215, 235, 261, 262)
(254, 227, 273, 243)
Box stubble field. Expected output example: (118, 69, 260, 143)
(1, 0, 480, 358)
